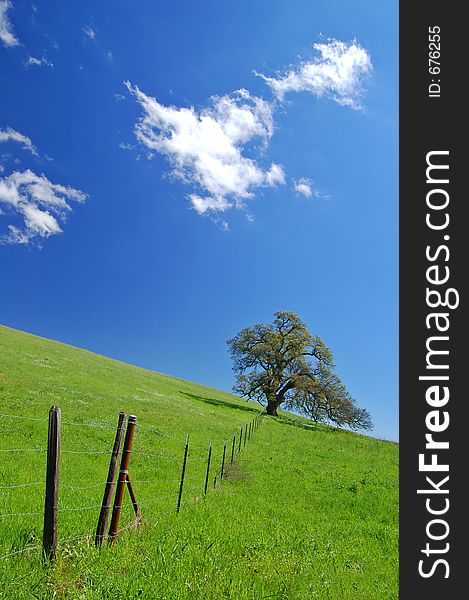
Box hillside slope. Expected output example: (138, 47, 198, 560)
(0, 325, 398, 599)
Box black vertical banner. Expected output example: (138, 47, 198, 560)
(400, 2, 466, 598)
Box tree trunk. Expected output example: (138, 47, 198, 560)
(266, 399, 279, 416)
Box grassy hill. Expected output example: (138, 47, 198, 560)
(0, 325, 398, 599)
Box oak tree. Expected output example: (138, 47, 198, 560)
(227, 311, 372, 431)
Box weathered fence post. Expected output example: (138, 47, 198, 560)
(43, 406, 61, 560)
(248, 421, 252, 441)
(177, 434, 189, 513)
(238, 427, 242, 453)
(204, 440, 212, 496)
(95, 411, 126, 547)
(213, 473, 217, 489)
(220, 442, 226, 480)
(231, 433, 236, 463)
(108, 415, 137, 543)
(244, 424, 248, 448)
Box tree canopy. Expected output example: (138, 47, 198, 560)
(227, 311, 372, 431)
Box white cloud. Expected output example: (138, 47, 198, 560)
(114, 92, 125, 102)
(0, 0, 19, 47)
(106, 50, 113, 61)
(257, 39, 372, 109)
(83, 25, 96, 40)
(0, 169, 88, 245)
(294, 177, 315, 198)
(0, 127, 38, 156)
(126, 82, 285, 216)
(25, 55, 54, 68)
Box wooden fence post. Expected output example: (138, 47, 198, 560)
(108, 415, 137, 543)
(244, 424, 248, 448)
(220, 443, 226, 480)
(43, 406, 61, 560)
(177, 434, 189, 513)
(204, 440, 212, 497)
(238, 427, 242, 453)
(95, 411, 126, 547)
(248, 421, 252, 441)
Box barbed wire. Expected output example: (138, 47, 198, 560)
(61, 481, 108, 491)
(0, 481, 43, 489)
(61, 450, 112, 455)
(0, 544, 43, 561)
(130, 450, 181, 460)
(61, 420, 118, 430)
(58, 503, 103, 513)
(0, 510, 43, 519)
(0, 413, 47, 423)
(0, 448, 46, 453)
(0, 410, 264, 555)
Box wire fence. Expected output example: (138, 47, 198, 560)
(0, 406, 264, 561)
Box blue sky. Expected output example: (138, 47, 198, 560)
(0, 1, 398, 441)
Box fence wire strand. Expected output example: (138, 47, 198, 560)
(0, 481, 43, 489)
(0, 409, 264, 556)
(0, 413, 47, 423)
(0, 544, 43, 561)
(0, 449, 46, 453)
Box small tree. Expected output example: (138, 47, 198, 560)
(227, 311, 372, 431)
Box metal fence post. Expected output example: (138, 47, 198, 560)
(238, 427, 242, 453)
(204, 440, 212, 496)
(177, 434, 189, 512)
(220, 442, 226, 480)
(108, 415, 137, 543)
(43, 406, 61, 560)
(244, 424, 248, 448)
(231, 433, 236, 463)
(125, 474, 141, 519)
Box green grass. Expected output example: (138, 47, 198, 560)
(0, 325, 398, 599)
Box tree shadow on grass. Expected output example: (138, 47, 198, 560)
(179, 391, 260, 415)
(275, 414, 345, 435)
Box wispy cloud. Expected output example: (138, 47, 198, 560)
(125, 38, 372, 226)
(83, 24, 96, 41)
(0, 127, 38, 156)
(293, 177, 316, 198)
(0, 130, 87, 245)
(0, 169, 87, 244)
(24, 55, 54, 68)
(257, 39, 372, 109)
(0, 0, 19, 47)
(126, 83, 285, 217)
